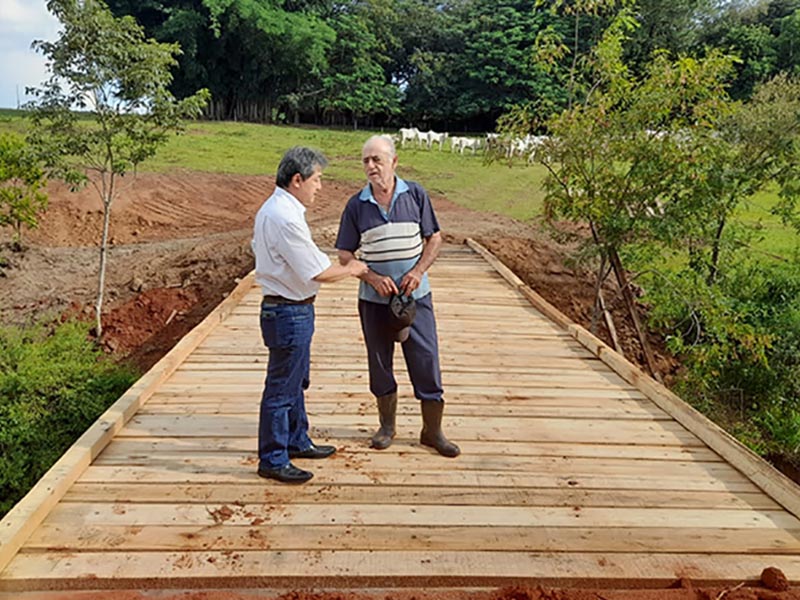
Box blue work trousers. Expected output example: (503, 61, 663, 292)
(258, 302, 315, 470)
(358, 293, 443, 402)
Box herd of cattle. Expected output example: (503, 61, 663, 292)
(396, 126, 549, 162)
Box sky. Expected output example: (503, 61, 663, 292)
(0, 0, 60, 109)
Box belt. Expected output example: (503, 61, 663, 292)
(262, 294, 316, 305)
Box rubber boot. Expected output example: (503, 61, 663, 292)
(420, 400, 460, 457)
(370, 392, 397, 450)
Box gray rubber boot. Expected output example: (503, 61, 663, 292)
(420, 400, 460, 457)
(370, 392, 397, 450)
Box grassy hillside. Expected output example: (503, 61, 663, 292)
(1, 111, 797, 255)
(144, 121, 548, 223)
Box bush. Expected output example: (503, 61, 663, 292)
(0, 320, 137, 517)
(647, 259, 800, 462)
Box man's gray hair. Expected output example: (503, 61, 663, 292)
(276, 146, 328, 188)
(363, 134, 396, 159)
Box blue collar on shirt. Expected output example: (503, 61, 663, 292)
(359, 177, 409, 219)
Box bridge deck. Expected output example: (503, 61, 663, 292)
(2, 243, 800, 591)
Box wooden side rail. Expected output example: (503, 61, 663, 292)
(466, 237, 800, 519)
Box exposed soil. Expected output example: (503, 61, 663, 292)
(4, 577, 800, 600)
(0, 170, 794, 599)
(0, 169, 667, 375)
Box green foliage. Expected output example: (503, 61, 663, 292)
(0, 320, 137, 517)
(695, 1, 800, 99)
(683, 73, 800, 284)
(647, 259, 800, 461)
(28, 0, 210, 188)
(0, 134, 48, 249)
(528, 28, 738, 262)
(320, 9, 400, 128)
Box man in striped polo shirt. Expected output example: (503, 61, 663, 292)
(335, 135, 460, 458)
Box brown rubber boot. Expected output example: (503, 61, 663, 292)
(420, 400, 460, 457)
(370, 392, 397, 450)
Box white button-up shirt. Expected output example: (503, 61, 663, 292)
(252, 187, 331, 300)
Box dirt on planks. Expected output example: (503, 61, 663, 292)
(4, 570, 800, 600)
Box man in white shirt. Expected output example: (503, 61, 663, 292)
(253, 147, 367, 484)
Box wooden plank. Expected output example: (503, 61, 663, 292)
(40, 502, 800, 530)
(62, 483, 774, 509)
(154, 384, 647, 398)
(91, 437, 721, 461)
(147, 392, 657, 408)
(4, 550, 800, 588)
(138, 400, 672, 420)
(465, 239, 800, 520)
(22, 524, 800, 554)
(0, 276, 259, 576)
(115, 414, 703, 446)
(181, 357, 607, 370)
(91, 452, 744, 483)
(77, 465, 761, 492)
(164, 370, 633, 389)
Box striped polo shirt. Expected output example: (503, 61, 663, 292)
(336, 177, 440, 304)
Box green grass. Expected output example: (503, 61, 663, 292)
(1, 114, 797, 248)
(146, 120, 547, 222)
(736, 188, 800, 259)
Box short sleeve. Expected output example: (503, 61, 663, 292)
(276, 220, 331, 282)
(415, 186, 440, 238)
(335, 198, 362, 252)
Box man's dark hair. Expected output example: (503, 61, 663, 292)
(276, 146, 328, 188)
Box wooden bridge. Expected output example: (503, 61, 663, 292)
(2, 240, 800, 593)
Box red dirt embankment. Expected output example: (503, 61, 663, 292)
(0, 169, 669, 375)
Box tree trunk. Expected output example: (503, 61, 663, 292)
(95, 179, 114, 339)
(608, 248, 662, 382)
(598, 290, 622, 353)
(590, 254, 608, 334)
(707, 215, 726, 286)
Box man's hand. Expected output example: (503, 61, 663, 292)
(367, 271, 399, 297)
(348, 259, 369, 277)
(400, 268, 423, 295)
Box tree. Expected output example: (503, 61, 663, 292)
(27, 0, 209, 337)
(501, 1, 740, 377)
(106, 0, 335, 123)
(321, 10, 400, 128)
(0, 134, 48, 251)
(690, 73, 800, 284)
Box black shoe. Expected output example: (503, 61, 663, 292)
(257, 463, 313, 484)
(288, 443, 336, 459)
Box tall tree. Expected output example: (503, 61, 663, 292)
(27, 0, 209, 337)
(106, 0, 335, 122)
(320, 9, 400, 128)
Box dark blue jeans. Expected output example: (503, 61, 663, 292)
(258, 301, 315, 470)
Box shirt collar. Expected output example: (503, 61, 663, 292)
(275, 186, 306, 214)
(359, 176, 409, 202)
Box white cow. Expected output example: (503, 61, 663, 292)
(449, 136, 466, 152)
(399, 127, 420, 148)
(426, 130, 448, 151)
(460, 137, 481, 154)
